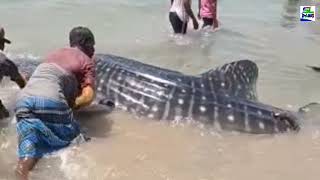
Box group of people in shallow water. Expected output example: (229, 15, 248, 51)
(0, 26, 96, 180)
(0, 1, 219, 179)
(169, 0, 218, 34)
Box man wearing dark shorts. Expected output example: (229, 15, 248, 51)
(169, 0, 199, 34)
(0, 27, 26, 119)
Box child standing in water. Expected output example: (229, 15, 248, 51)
(198, 0, 218, 29)
(169, 0, 199, 34)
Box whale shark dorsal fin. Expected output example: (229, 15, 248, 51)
(200, 60, 259, 100)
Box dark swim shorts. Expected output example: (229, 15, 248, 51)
(169, 12, 188, 34)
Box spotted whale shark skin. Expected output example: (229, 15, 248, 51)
(14, 54, 300, 134)
(95, 54, 259, 101)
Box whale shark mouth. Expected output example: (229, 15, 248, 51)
(13, 54, 301, 134)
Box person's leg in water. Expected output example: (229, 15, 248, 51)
(212, 0, 218, 29)
(202, 17, 213, 28)
(169, 12, 185, 34)
(15, 158, 39, 180)
(15, 118, 41, 180)
(14, 97, 81, 180)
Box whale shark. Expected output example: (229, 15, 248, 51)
(14, 54, 301, 134)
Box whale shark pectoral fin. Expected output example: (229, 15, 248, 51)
(75, 98, 115, 115)
(200, 60, 259, 100)
(75, 103, 115, 117)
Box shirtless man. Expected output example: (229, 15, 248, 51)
(169, 0, 199, 34)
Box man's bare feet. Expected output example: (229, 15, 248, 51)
(15, 158, 39, 180)
(15, 168, 28, 180)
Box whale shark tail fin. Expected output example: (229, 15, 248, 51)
(201, 60, 259, 100)
(298, 102, 320, 114)
(307, 65, 320, 72)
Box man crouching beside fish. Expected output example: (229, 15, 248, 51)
(14, 26, 96, 180)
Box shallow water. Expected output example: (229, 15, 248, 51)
(1, 0, 320, 179)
